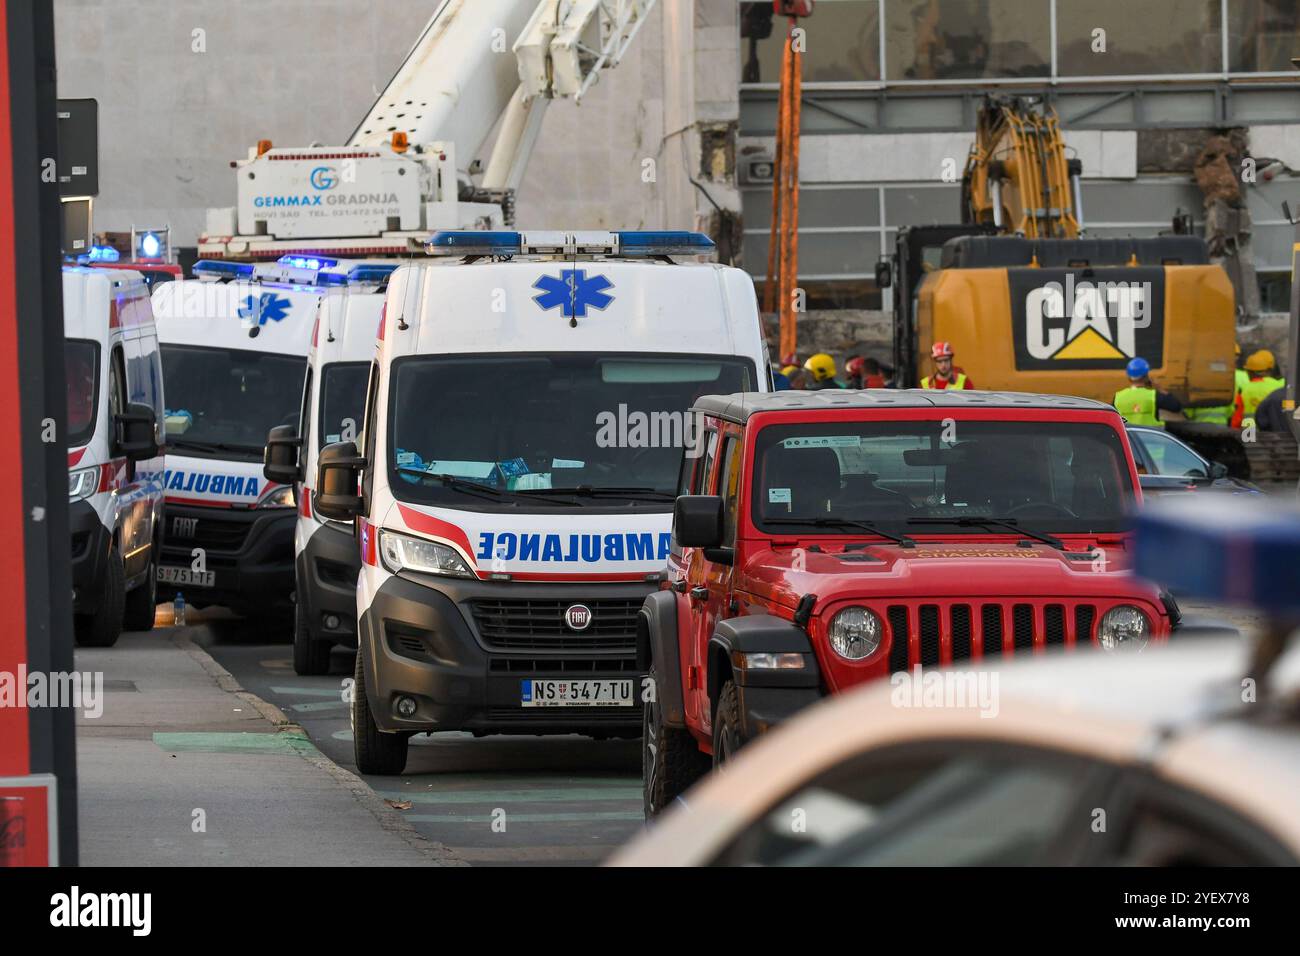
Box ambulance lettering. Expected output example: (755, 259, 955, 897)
(153, 469, 261, 499)
(476, 532, 671, 564)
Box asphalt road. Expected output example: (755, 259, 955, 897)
(192, 618, 643, 867)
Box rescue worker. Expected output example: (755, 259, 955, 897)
(846, 355, 887, 389)
(803, 353, 844, 390)
(1113, 356, 1182, 428)
(780, 363, 805, 389)
(1231, 349, 1286, 429)
(845, 355, 866, 388)
(921, 341, 973, 389)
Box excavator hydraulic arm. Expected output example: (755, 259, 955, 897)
(962, 95, 1083, 240)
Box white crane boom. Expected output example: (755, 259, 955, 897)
(201, 0, 656, 260)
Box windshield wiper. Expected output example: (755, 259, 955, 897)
(397, 469, 579, 507)
(906, 516, 1066, 551)
(532, 485, 676, 502)
(765, 516, 916, 548)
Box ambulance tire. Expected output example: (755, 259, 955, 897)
(352, 649, 408, 775)
(76, 544, 125, 648)
(122, 552, 158, 632)
(642, 661, 710, 818)
(711, 680, 744, 769)
(293, 601, 331, 676)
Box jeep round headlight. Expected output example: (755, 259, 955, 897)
(828, 606, 883, 661)
(1098, 605, 1151, 652)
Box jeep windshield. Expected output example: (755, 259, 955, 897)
(319, 361, 369, 449)
(388, 352, 755, 508)
(752, 419, 1134, 536)
(160, 344, 307, 461)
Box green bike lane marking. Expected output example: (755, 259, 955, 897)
(152, 731, 319, 756)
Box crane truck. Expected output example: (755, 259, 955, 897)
(878, 95, 1269, 478)
(200, 0, 657, 260)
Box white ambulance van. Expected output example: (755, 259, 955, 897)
(64, 265, 166, 646)
(305, 231, 770, 773)
(149, 256, 360, 626)
(264, 267, 395, 673)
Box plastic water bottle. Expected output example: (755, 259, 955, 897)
(173, 592, 186, 627)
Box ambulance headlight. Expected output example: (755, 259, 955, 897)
(828, 606, 883, 660)
(1098, 605, 1151, 652)
(257, 485, 296, 509)
(68, 467, 98, 502)
(379, 530, 474, 579)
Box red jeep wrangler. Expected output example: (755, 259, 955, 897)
(638, 389, 1177, 815)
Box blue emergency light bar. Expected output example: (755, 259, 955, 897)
(192, 260, 255, 279)
(85, 244, 120, 262)
(1132, 496, 1300, 612)
(347, 264, 399, 284)
(278, 255, 339, 271)
(424, 230, 716, 258)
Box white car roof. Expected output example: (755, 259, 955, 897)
(611, 637, 1300, 865)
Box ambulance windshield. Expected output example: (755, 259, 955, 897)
(65, 339, 100, 447)
(160, 344, 307, 460)
(319, 362, 369, 448)
(752, 419, 1135, 536)
(389, 352, 755, 508)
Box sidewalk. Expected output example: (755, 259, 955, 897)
(74, 623, 461, 866)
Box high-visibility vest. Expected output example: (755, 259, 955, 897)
(1241, 375, 1285, 417)
(1190, 404, 1231, 425)
(921, 372, 967, 390)
(1114, 385, 1162, 428)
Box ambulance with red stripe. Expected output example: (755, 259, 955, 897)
(64, 266, 166, 647)
(311, 231, 769, 774)
(264, 267, 396, 673)
(149, 256, 357, 626)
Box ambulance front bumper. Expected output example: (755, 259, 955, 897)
(69, 499, 111, 614)
(358, 573, 649, 736)
(298, 521, 360, 648)
(155, 502, 296, 615)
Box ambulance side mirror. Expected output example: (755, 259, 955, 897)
(263, 424, 302, 485)
(315, 440, 365, 522)
(115, 403, 160, 462)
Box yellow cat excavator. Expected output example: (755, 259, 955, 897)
(881, 94, 1253, 475)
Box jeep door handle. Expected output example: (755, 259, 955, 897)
(689, 586, 709, 601)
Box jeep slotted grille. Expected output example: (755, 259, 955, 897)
(884, 600, 1103, 672)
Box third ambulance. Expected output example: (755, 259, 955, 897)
(309, 231, 770, 773)
(265, 267, 395, 672)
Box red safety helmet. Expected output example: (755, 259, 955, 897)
(845, 356, 865, 377)
(931, 341, 955, 359)
(774, 0, 814, 16)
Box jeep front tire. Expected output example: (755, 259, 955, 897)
(642, 661, 709, 817)
(711, 679, 744, 768)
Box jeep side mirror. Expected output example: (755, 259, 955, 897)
(674, 494, 724, 548)
(874, 260, 892, 289)
(263, 424, 302, 484)
(315, 440, 365, 522)
(115, 402, 159, 462)
(1208, 460, 1229, 480)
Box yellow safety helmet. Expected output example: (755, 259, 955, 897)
(1244, 349, 1276, 374)
(803, 353, 836, 382)
(779, 364, 800, 378)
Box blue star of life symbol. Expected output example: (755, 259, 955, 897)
(532, 269, 614, 319)
(238, 293, 292, 326)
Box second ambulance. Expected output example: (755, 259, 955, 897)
(150, 257, 350, 626)
(311, 231, 769, 774)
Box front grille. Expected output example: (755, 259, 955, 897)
(171, 514, 251, 552)
(470, 598, 640, 652)
(883, 600, 1100, 672)
(488, 656, 639, 674)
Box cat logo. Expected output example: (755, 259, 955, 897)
(1010, 269, 1165, 371)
